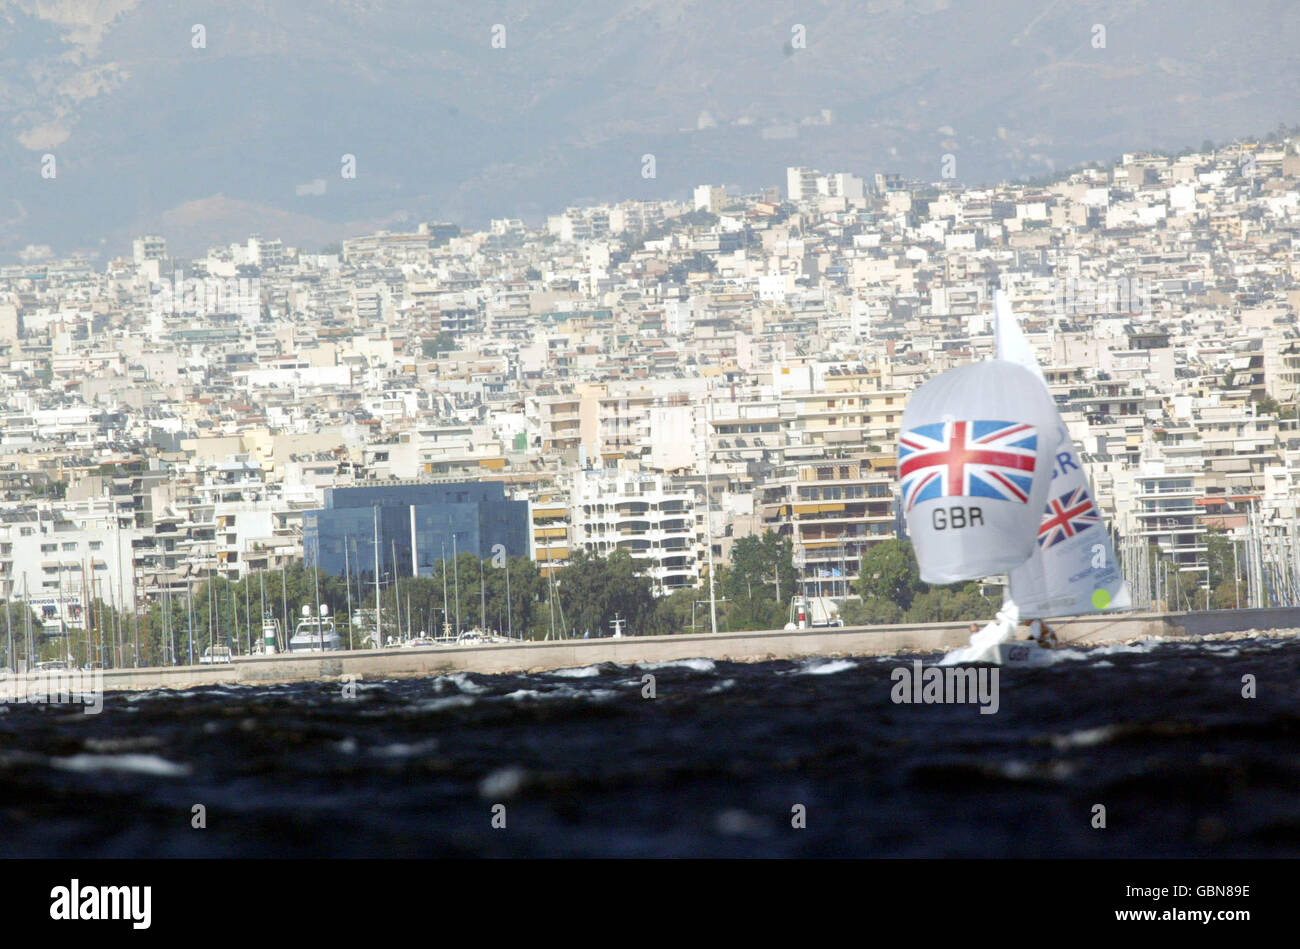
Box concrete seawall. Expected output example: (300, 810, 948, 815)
(83, 607, 1286, 693)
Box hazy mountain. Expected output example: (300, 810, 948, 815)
(1, 0, 1298, 260)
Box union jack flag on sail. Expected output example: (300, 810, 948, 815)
(1036, 486, 1101, 548)
(898, 420, 1039, 512)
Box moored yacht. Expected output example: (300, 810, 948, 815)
(289, 604, 342, 653)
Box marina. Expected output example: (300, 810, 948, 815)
(71, 606, 1300, 693)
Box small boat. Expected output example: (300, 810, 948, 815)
(199, 645, 233, 664)
(784, 595, 843, 630)
(936, 602, 1058, 666)
(289, 604, 342, 653)
(400, 635, 440, 648)
(451, 627, 512, 645)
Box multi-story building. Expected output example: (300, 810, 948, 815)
(1132, 465, 1209, 589)
(303, 481, 531, 582)
(531, 490, 570, 577)
(570, 468, 702, 593)
(758, 457, 897, 597)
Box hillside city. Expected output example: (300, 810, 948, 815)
(3, 136, 1300, 661)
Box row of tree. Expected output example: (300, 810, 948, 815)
(1, 527, 1258, 669)
(0, 532, 799, 667)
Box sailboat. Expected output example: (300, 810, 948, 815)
(900, 289, 1131, 665)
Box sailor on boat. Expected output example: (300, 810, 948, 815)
(1024, 618, 1058, 648)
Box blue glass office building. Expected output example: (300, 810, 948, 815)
(303, 482, 530, 580)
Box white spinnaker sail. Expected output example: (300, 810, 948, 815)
(899, 359, 1063, 583)
(993, 291, 1045, 386)
(994, 290, 1132, 615)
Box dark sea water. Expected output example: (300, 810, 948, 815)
(1, 637, 1298, 858)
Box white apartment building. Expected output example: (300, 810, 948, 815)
(693, 185, 728, 213)
(0, 499, 143, 632)
(1132, 464, 1209, 586)
(786, 166, 821, 202)
(570, 468, 702, 593)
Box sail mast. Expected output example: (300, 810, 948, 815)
(703, 394, 718, 636)
(373, 505, 381, 645)
(344, 539, 353, 649)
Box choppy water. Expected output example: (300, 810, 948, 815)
(1, 638, 1297, 857)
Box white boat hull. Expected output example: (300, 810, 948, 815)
(955, 638, 1054, 666)
(938, 602, 1059, 666)
(288, 638, 342, 653)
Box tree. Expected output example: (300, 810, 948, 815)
(839, 597, 902, 626)
(0, 601, 45, 667)
(1203, 529, 1239, 588)
(421, 331, 457, 358)
(905, 584, 997, 623)
(555, 548, 657, 638)
(1202, 528, 1244, 610)
(650, 586, 698, 635)
(854, 539, 924, 610)
(1210, 578, 1243, 611)
(680, 209, 719, 228)
(720, 531, 795, 630)
(847, 538, 998, 625)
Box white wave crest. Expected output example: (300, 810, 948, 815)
(432, 672, 485, 694)
(794, 658, 858, 675)
(547, 664, 604, 678)
(504, 687, 619, 702)
(637, 658, 716, 673)
(50, 753, 191, 777)
(371, 739, 439, 758)
(416, 695, 478, 712)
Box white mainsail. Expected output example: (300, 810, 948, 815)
(994, 291, 1132, 616)
(899, 358, 1063, 583)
